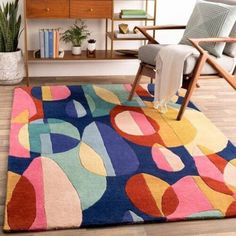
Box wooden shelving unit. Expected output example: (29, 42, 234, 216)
(107, 0, 157, 54)
(28, 50, 137, 62)
(23, 0, 157, 84)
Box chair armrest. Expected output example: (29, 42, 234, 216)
(135, 25, 186, 31)
(189, 37, 236, 54)
(134, 25, 186, 44)
(189, 37, 236, 90)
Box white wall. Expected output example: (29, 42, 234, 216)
(2, 0, 196, 77)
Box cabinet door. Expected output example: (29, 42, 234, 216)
(70, 0, 112, 19)
(26, 0, 69, 18)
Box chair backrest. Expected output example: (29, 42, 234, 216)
(205, 0, 236, 5)
(205, 0, 236, 57)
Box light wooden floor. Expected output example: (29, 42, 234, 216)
(0, 76, 236, 236)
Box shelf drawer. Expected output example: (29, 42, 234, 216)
(70, 0, 112, 19)
(26, 0, 69, 18)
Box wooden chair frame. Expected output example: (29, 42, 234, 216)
(128, 25, 236, 120)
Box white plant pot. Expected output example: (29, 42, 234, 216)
(0, 50, 25, 85)
(72, 46, 82, 55)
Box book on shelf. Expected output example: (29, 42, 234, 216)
(53, 30, 56, 58)
(120, 9, 147, 19)
(121, 9, 147, 16)
(39, 28, 61, 59)
(54, 30, 60, 58)
(114, 31, 144, 39)
(120, 15, 148, 19)
(39, 30, 44, 58)
(44, 30, 49, 58)
(48, 30, 54, 58)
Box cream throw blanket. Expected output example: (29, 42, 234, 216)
(154, 44, 199, 113)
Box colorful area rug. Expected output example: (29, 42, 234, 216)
(4, 84, 236, 232)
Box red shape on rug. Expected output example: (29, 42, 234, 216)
(208, 153, 228, 174)
(21, 87, 44, 122)
(111, 105, 165, 147)
(125, 174, 162, 217)
(202, 177, 234, 196)
(7, 176, 36, 230)
(226, 202, 236, 217)
(162, 186, 179, 216)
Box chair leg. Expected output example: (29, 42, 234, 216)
(177, 54, 207, 121)
(128, 64, 144, 101)
(177, 76, 199, 121)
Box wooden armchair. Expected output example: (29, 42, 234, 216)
(128, 25, 236, 120)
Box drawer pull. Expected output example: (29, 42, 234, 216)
(89, 8, 94, 12)
(45, 8, 50, 12)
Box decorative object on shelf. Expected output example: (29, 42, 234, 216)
(120, 9, 147, 19)
(33, 48, 64, 59)
(0, 0, 24, 85)
(61, 20, 90, 55)
(119, 24, 129, 34)
(58, 49, 65, 58)
(114, 31, 143, 39)
(39, 29, 60, 59)
(87, 39, 96, 57)
(115, 26, 144, 39)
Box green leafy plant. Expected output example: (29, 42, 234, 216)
(61, 21, 90, 47)
(0, 0, 22, 52)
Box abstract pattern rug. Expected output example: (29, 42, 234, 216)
(4, 84, 236, 232)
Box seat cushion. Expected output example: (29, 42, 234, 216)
(224, 23, 236, 57)
(179, 0, 236, 57)
(139, 44, 235, 75)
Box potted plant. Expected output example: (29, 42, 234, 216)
(61, 20, 90, 55)
(0, 0, 24, 85)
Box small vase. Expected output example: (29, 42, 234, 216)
(87, 39, 96, 57)
(72, 46, 81, 55)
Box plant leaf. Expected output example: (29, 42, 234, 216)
(61, 20, 90, 47)
(0, 0, 22, 52)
